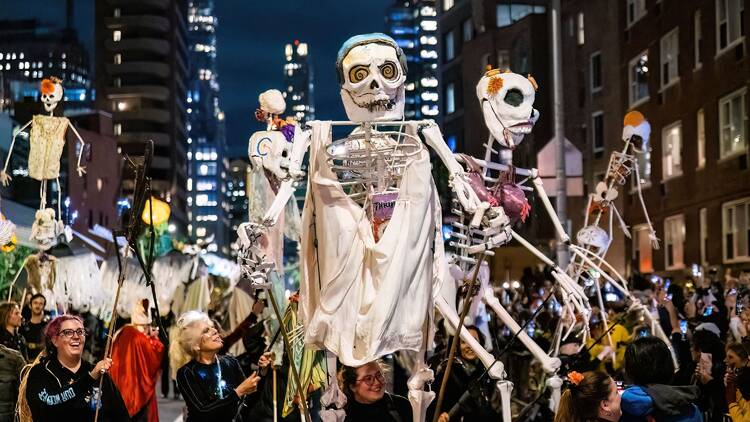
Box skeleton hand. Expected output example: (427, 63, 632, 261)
(76, 166, 86, 177)
(236, 222, 275, 287)
(649, 230, 660, 250)
(0, 171, 11, 186)
(465, 207, 513, 254)
(449, 171, 480, 213)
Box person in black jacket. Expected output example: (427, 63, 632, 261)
(338, 360, 411, 422)
(173, 311, 261, 422)
(18, 314, 129, 422)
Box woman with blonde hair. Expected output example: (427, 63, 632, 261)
(172, 310, 261, 421)
(554, 370, 622, 422)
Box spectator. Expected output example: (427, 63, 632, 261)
(621, 336, 701, 422)
(724, 341, 750, 421)
(173, 311, 261, 421)
(0, 344, 25, 421)
(19, 294, 49, 360)
(554, 370, 621, 422)
(0, 301, 26, 361)
(691, 325, 728, 421)
(17, 314, 129, 422)
(338, 360, 411, 422)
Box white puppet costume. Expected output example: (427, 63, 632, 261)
(0, 77, 85, 249)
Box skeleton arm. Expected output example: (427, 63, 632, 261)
(530, 168, 570, 243)
(421, 123, 481, 213)
(262, 126, 311, 225)
(633, 158, 660, 249)
(66, 123, 87, 177)
(0, 119, 32, 185)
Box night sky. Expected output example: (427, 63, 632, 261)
(0, 0, 394, 157)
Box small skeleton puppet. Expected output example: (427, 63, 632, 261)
(0, 194, 16, 250)
(0, 77, 85, 248)
(564, 111, 675, 369)
(237, 33, 485, 422)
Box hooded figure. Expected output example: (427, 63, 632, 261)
(109, 299, 165, 422)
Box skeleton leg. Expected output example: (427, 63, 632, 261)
(482, 290, 561, 374)
(547, 375, 564, 413)
(407, 329, 435, 422)
(497, 380, 513, 422)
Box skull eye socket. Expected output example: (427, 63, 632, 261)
(503, 89, 524, 107)
(348, 65, 370, 84)
(379, 62, 398, 81)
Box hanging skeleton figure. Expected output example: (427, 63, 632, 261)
(0, 77, 86, 248)
(237, 33, 505, 422)
(563, 111, 676, 369)
(444, 67, 598, 415)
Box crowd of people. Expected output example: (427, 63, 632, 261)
(0, 266, 749, 422)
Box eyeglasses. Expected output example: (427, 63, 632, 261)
(356, 371, 385, 386)
(58, 328, 87, 338)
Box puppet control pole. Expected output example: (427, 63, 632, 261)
(432, 254, 486, 422)
(266, 286, 312, 422)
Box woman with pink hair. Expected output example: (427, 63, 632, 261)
(17, 314, 129, 422)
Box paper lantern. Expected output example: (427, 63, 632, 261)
(141, 196, 170, 226)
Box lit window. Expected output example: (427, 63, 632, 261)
(444, 30, 455, 61)
(632, 150, 652, 189)
(700, 207, 708, 265)
(113, 30, 121, 42)
(628, 51, 649, 107)
(722, 197, 750, 262)
(660, 28, 679, 88)
(196, 227, 207, 237)
(114, 123, 122, 136)
(661, 121, 682, 180)
(445, 83, 455, 114)
(443, 0, 454, 11)
(577, 12, 585, 45)
(697, 109, 705, 168)
(421, 20, 437, 31)
(114, 54, 121, 64)
(462, 19, 473, 42)
(633, 224, 654, 273)
(719, 87, 747, 158)
(664, 214, 685, 270)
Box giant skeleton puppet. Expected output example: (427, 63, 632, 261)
(446, 67, 595, 414)
(0, 77, 86, 249)
(563, 111, 676, 368)
(236, 33, 507, 422)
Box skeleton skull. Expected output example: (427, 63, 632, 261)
(40, 78, 63, 113)
(248, 130, 288, 180)
(622, 111, 651, 154)
(476, 70, 539, 149)
(337, 33, 407, 122)
(576, 224, 611, 255)
(259, 89, 286, 115)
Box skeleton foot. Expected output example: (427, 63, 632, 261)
(547, 375, 563, 413)
(76, 166, 86, 177)
(407, 365, 434, 422)
(497, 380, 514, 422)
(0, 171, 11, 186)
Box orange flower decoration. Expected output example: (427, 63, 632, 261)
(486, 76, 504, 97)
(40, 79, 56, 95)
(527, 74, 538, 91)
(567, 371, 585, 386)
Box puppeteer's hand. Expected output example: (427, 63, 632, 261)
(449, 172, 480, 214)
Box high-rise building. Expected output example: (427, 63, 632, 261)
(386, 0, 439, 119)
(94, 0, 189, 227)
(0, 17, 90, 113)
(185, 0, 228, 255)
(226, 158, 248, 257)
(283, 41, 315, 122)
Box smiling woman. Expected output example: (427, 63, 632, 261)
(173, 310, 261, 422)
(337, 360, 411, 422)
(17, 314, 129, 422)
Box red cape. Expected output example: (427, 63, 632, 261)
(109, 325, 164, 421)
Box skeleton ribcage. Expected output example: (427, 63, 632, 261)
(606, 152, 636, 186)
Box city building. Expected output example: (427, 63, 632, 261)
(226, 158, 248, 257)
(283, 40, 315, 122)
(0, 15, 91, 113)
(386, 0, 440, 119)
(185, 0, 228, 255)
(94, 0, 190, 228)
